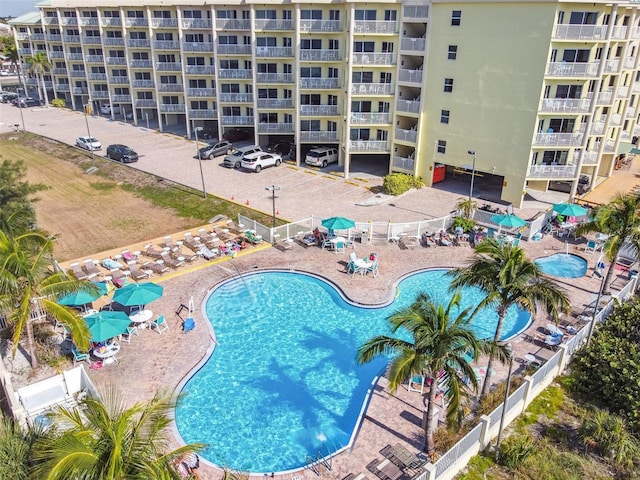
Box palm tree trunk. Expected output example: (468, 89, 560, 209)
(423, 377, 439, 454)
(602, 250, 620, 294)
(39, 74, 50, 107)
(480, 311, 506, 398)
(25, 319, 39, 369)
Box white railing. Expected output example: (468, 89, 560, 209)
(215, 19, 251, 30)
(298, 131, 338, 142)
(300, 105, 339, 116)
(350, 112, 392, 124)
(299, 78, 340, 89)
(396, 99, 421, 114)
(398, 69, 423, 84)
(300, 50, 341, 62)
(218, 93, 253, 103)
(351, 83, 394, 95)
(256, 46, 294, 57)
(255, 19, 294, 31)
(395, 128, 418, 143)
(539, 97, 590, 113)
(353, 20, 397, 34)
(256, 98, 294, 109)
(547, 62, 600, 77)
(349, 140, 390, 152)
(403, 6, 429, 19)
(299, 20, 342, 32)
(392, 156, 415, 171)
(553, 24, 608, 40)
(532, 132, 583, 147)
(216, 44, 252, 55)
(255, 73, 294, 83)
(256, 123, 294, 133)
(401, 38, 426, 52)
(352, 53, 396, 65)
(527, 164, 578, 178)
(220, 115, 254, 125)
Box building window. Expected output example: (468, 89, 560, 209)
(440, 110, 450, 124)
(448, 45, 457, 60)
(437, 140, 446, 154)
(444, 78, 454, 92)
(451, 10, 461, 26)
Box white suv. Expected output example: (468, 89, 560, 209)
(241, 152, 282, 172)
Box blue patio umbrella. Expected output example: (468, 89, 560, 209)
(84, 311, 131, 343)
(490, 213, 526, 234)
(112, 282, 164, 308)
(58, 282, 108, 307)
(321, 216, 356, 231)
(552, 203, 588, 218)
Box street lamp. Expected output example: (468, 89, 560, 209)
(194, 127, 207, 199)
(84, 100, 94, 157)
(587, 270, 607, 346)
(265, 185, 281, 230)
(495, 342, 514, 463)
(467, 150, 477, 202)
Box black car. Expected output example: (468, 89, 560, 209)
(106, 144, 139, 163)
(267, 142, 295, 160)
(1, 93, 18, 103)
(15, 97, 41, 108)
(197, 129, 218, 140)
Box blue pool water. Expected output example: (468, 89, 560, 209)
(535, 253, 588, 278)
(175, 270, 531, 473)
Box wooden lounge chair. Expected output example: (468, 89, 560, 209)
(69, 262, 94, 280)
(198, 228, 218, 247)
(109, 268, 126, 288)
(163, 236, 179, 251)
(183, 233, 202, 253)
(143, 243, 165, 259)
(142, 260, 169, 275)
(121, 250, 138, 263)
(83, 259, 102, 278)
(127, 261, 152, 281)
(173, 249, 198, 263)
(161, 252, 184, 269)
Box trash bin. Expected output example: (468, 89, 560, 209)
(629, 269, 639, 280)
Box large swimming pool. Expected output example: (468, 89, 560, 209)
(174, 269, 531, 473)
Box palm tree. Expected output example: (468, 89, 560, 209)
(576, 193, 640, 294)
(455, 198, 477, 219)
(448, 240, 570, 398)
(32, 387, 205, 479)
(0, 227, 94, 368)
(357, 292, 507, 454)
(0, 413, 47, 480)
(25, 52, 51, 107)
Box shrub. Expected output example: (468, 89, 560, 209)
(433, 426, 463, 453)
(499, 434, 537, 469)
(382, 173, 423, 195)
(451, 216, 476, 233)
(579, 409, 640, 470)
(50, 98, 65, 108)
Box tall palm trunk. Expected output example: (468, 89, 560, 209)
(602, 250, 620, 294)
(25, 319, 39, 369)
(423, 374, 439, 454)
(38, 73, 50, 107)
(481, 311, 506, 398)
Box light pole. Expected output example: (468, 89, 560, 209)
(194, 127, 207, 199)
(587, 271, 607, 346)
(84, 100, 94, 157)
(467, 150, 477, 202)
(265, 185, 281, 230)
(495, 342, 514, 463)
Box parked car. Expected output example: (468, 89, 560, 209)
(223, 145, 262, 169)
(1, 93, 18, 103)
(15, 97, 41, 108)
(241, 152, 282, 172)
(76, 136, 102, 151)
(549, 174, 591, 195)
(198, 140, 233, 160)
(305, 147, 339, 168)
(196, 129, 218, 140)
(100, 104, 121, 115)
(267, 141, 295, 160)
(223, 128, 251, 143)
(106, 144, 138, 163)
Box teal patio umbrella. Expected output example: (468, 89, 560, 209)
(84, 311, 131, 343)
(321, 216, 356, 231)
(490, 213, 526, 234)
(112, 282, 164, 309)
(58, 282, 108, 307)
(552, 203, 588, 218)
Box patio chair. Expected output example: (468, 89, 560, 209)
(69, 262, 93, 280)
(198, 244, 219, 260)
(584, 240, 598, 253)
(144, 243, 166, 259)
(244, 230, 263, 245)
(173, 249, 198, 263)
(71, 345, 89, 366)
(163, 236, 178, 251)
(149, 315, 169, 334)
(183, 233, 202, 253)
(161, 252, 184, 269)
(120, 325, 138, 344)
(143, 260, 169, 275)
(226, 219, 245, 234)
(127, 261, 152, 281)
(198, 228, 218, 247)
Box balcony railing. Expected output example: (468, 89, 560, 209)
(539, 97, 591, 113)
(533, 132, 584, 147)
(60, 17, 78, 26)
(218, 69, 252, 79)
(52, 68, 68, 75)
(616, 85, 628, 98)
(72, 87, 88, 94)
(16, 32, 30, 40)
(42, 17, 59, 25)
(546, 62, 600, 77)
(257, 123, 294, 133)
(603, 58, 620, 73)
(215, 19, 251, 30)
(182, 19, 212, 29)
(299, 131, 338, 142)
(221, 115, 254, 125)
(124, 18, 148, 27)
(112, 94, 131, 102)
(66, 53, 83, 60)
(55, 84, 70, 91)
(85, 55, 104, 63)
(610, 113, 622, 126)
(31, 33, 45, 40)
(80, 18, 99, 26)
(255, 73, 294, 83)
(632, 82, 640, 93)
(256, 46, 294, 57)
(611, 26, 627, 39)
(527, 164, 577, 179)
(185, 65, 215, 75)
(135, 99, 157, 108)
(160, 103, 185, 113)
(128, 39, 151, 48)
(398, 69, 423, 84)
(218, 93, 253, 102)
(353, 20, 397, 34)
(156, 62, 182, 71)
(103, 37, 125, 46)
(69, 70, 86, 77)
(159, 84, 183, 92)
(351, 112, 392, 124)
(392, 156, 415, 171)
(49, 51, 64, 58)
(299, 50, 341, 61)
(400, 37, 426, 52)
(132, 80, 154, 88)
(395, 128, 418, 143)
(254, 19, 294, 31)
(596, 89, 612, 104)
(574, 150, 598, 165)
(256, 98, 294, 109)
(189, 109, 217, 118)
(299, 20, 342, 32)
(187, 88, 216, 97)
(182, 42, 213, 52)
(300, 105, 339, 116)
(553, 24, 608, 40)
(91, 91, 109, 99)
(396, 99, 421, 114)
(130, 60, 153, 68)
(623, 56, 635, 68)
(154, 41, 179, 50)
(351, 83, 394, 95)
(350, 140, 390, 152)
(352, 53, 395, 65)
(110, 77, 129, 84)
(299, 77, 340, 89)
(217, 44, 252, 55)
(626, 106, 636, 118)
(88, 73, 106, 81)
(590, 122, 605, 135)
(46, 34, 62, 42)
(102, 18, 122, 27)
(151, 18, 178, 28)
(63, 35, 80, 43)
(403, 5, 429, 19)
(106, 57, 127, 65)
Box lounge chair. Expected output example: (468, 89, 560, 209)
(421, 232, 437, 248)
(101, 258, 123, 270)
(244, 230, 263, 245)
(69, 262, 94, 280)
(226, 219, 245, 234)
(127, 261, 152, 281)
(183, 233, 202, 253)
(83, 259, 102, 278)
(142, 260, 169, 275)
(161, 252, 184, 269)
(144, 243, 165, 259)
(149, 314, 169, 334)
(174, 249, 198, 263)
(163, 236, 179, 251)
(121, 250, 138, 263)
(109, 268, 126, 288)
(198, 228, 218, 247)
(198, 244, 219, 260)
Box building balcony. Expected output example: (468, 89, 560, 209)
(610, 113, 622, 126)
(154, 41, 179, 50)
(351, 83, 394, 95)
(217, 44, 252, 55)
(221, 115, 254, 125)
(132, 80, 154, 88)
(299, 131, 338, 142)
(590, 122, 605, 135)
(623, 56, 635, 69)
(103, 37, 124, 46)
(617, 85, 628, 98)
(215, 19, 251, 30)
(156, 62, 182, 71)
(392, 156, 416, 171)
(88, 73, 107, 81)
(112, 94, 131, 102)
(398, 69, 423, 84)
(299, 20, 341, 33)
(539, 97, 591, 113)
(185, 65, 215, 75)
(187, 88, 216, 97)
(130, 60, 153, 68)
(63, 35, 80, 43)
(353, 20, 397, 34)
(110, 77, 129, 84)
(31, 33, 45, 40)
(160, 103, 185, 113)
(151, 18, 178, 28)
(218, 69, 252, 79)
(553, 24, 608, 40)
(55, 84, 70, 91)
(633, 82, 640, 93)
(255, 73, 294, 83)
(603, 58, 620, 73)
(400, 37, 426, 52)
(135, 99, 157, 108)
(533, 132, 584, 147)
(403, 5, 429, 20)
(42, 17, 59, 25)
(102, 18, 122, 27)
(49, 51, 64, 58)
(546, 62, 600, 77)
(634, 124, 640, 135)
(16, 32, 30, 40)
(633, 27, 640, 39)
(69, 70, 86, 77)
(527, 164, 577, 179)
(159, 84, 183, 92)
(257, 123, 294, 133)
(72, 87, 88, 94)
(66, 53, 83, 60)
(299, 50, 341, 62)
(218, 93, 253, 102)
(299, 77, 340, 89)
(350, 140, 390, 152)
(182, 42, 213, 52)
(611, 26, 627, 39)
(60, 17, 78, 26)
(24, 77, 37, 86)
(596, 89, 612, 104)
(394, 128, 417, 143)
(256, 98, 294, 109)
(91, 91, 109, 99)
(189, 109, 217, 118)
(300, 105, 339, 116)
(125, 18, 148, 27)
(351, 112, 392, 124)
(626, 106, 636, 118)
(106, 57, 127, 65)
(352, 53, 396, 65)
(182, 19, 212, 29)
(256, 46, 293, 57)
(85, 55, 104, 63)
(128, 39, 151, 48)
(46, 34, 62, 42)
(254, 19, 294, 31)
(80, 17, 99, 26)
(52, 68, 68, 75)
(396, 99, 421, 114)
(575, 150, 598, 165)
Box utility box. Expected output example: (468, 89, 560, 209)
(433, 163, 446, 184)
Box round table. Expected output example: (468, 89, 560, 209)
(524, 354, 537, 365)
(130, 309, 153, 329)
(92, 344, 120, 364)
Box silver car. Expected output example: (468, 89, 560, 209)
(76, 136, 102, 151)
(198, 140, 233, 160)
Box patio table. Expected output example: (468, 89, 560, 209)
(130, 309, 153, 329)
(92, 343, 120, 364)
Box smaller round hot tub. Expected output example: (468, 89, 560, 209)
(535, 253, 588, 278)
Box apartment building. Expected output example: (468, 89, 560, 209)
(10, 0, 640, 208)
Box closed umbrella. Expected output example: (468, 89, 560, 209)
(552, 203, 588, 218)
(58, 282, 108, 307)
(321, 216, 356, 231)
(490, 213, 526, 234)
(112, 282, 163, 309)
(84, 311, 131, 343)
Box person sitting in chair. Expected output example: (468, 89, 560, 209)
(438, 230, 453, 246)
